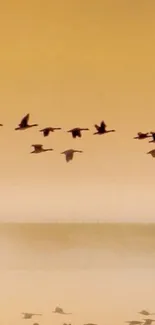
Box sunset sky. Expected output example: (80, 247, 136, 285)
(0, 0, 155, 222)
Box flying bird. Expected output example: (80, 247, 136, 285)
(15, 114, 38, 130)
(30, 144, 53, 154)
(22, 313, 42, 319)
(149, 132, 155, 143)
(40, 127, 61, 137)
(138, 311, 155, 316)
(0, 124, 3, 126)
(52, 307, 71, 315)
(143, 319, 155, 325)
(134, 132, 151, 140)
(61, 149, 83, 162)
(147, 149, 155, 158)
(67, 127, 89, 138)
(93, 121, 115, 135)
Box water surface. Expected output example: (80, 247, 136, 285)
(0, 223, 154, 325)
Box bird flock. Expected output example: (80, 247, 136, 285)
(21, 308, 155, 325)
(1, 113, 155, 162)
(126, 309, 155, 325)
(0, 113, 116, 162)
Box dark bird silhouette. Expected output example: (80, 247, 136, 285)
(147, 149, 155, 158)
(143, 319, 155, 325)
(67, 127, 89, 138)
(138, 311, 155, 316)
(149, 132, 155, 143)
(52, 307, 72, 315)
(40, 127, 61, 137)
(15, 114, 38, 130)
(61, 149, 83, 162)
(22, 313, 42, 319)
(0, 124, 3, 126)
(30, 144, 53, 154)
(93, 121, 115, 135)
(134, 132, 151, 140)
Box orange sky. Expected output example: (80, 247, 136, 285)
(0, 0, 155, 222)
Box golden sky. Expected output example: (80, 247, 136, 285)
(0, 0, 155, 222)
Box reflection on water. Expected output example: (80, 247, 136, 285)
(0, 223, 154, 325)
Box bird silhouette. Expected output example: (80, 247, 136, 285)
(21, 313, 42, 319)
(67, 127, 89, 138)
(0, 124, 3, 126)
(61, 149, 83, 162)
(149, 132, 155, 143)
(52, 307, 71, 315)
(93, 120, 115, 135)
(40, 127, 61, 137)
(143, 319, 155, 325)
(138, 311, 155, 316)
(134, 132, 151, 140)
(30, 144, 53, 154)
(15, 114, 38, 130)
(147, 149, 155, 157)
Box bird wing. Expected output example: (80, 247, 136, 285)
(100, 121, 106, 130)
(19, 114, 29, 127)
(94, 124, 100, 130)
(44, 128, 50, 136)
(72, 132, 77, 138)
(66, 151, 73, 162)
(72, 129, 80, 137)
(32, 144, 43, 150)
(55, 307, 63, 313)
(40, 128, 50, 136)
(152, 133, 155, 141)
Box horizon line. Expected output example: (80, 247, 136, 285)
(0, 221, 154, 225)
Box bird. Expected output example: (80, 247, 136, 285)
(138, 311, 155, 316)
(30, 144, 53, 154)
(147, 149, 155, 157)
(21, 313, 42, 319)
(143, 319, 155, 325)
(93, 120, 115, 135)
(15, 113, 38, 130)
(125, 320, 143, 325)
(133, 132, 151, 140)
(149, 132, 155, 143)
(0, 124, 3, 126)
(52, 307, 71, 315)
(61, 149, 83, 162)
(67, 127, 89, 138)
(39, 127, 61, 137)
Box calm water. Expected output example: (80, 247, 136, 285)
(0, 223, 154, 325)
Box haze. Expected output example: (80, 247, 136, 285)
(0, 0, 155, 222)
